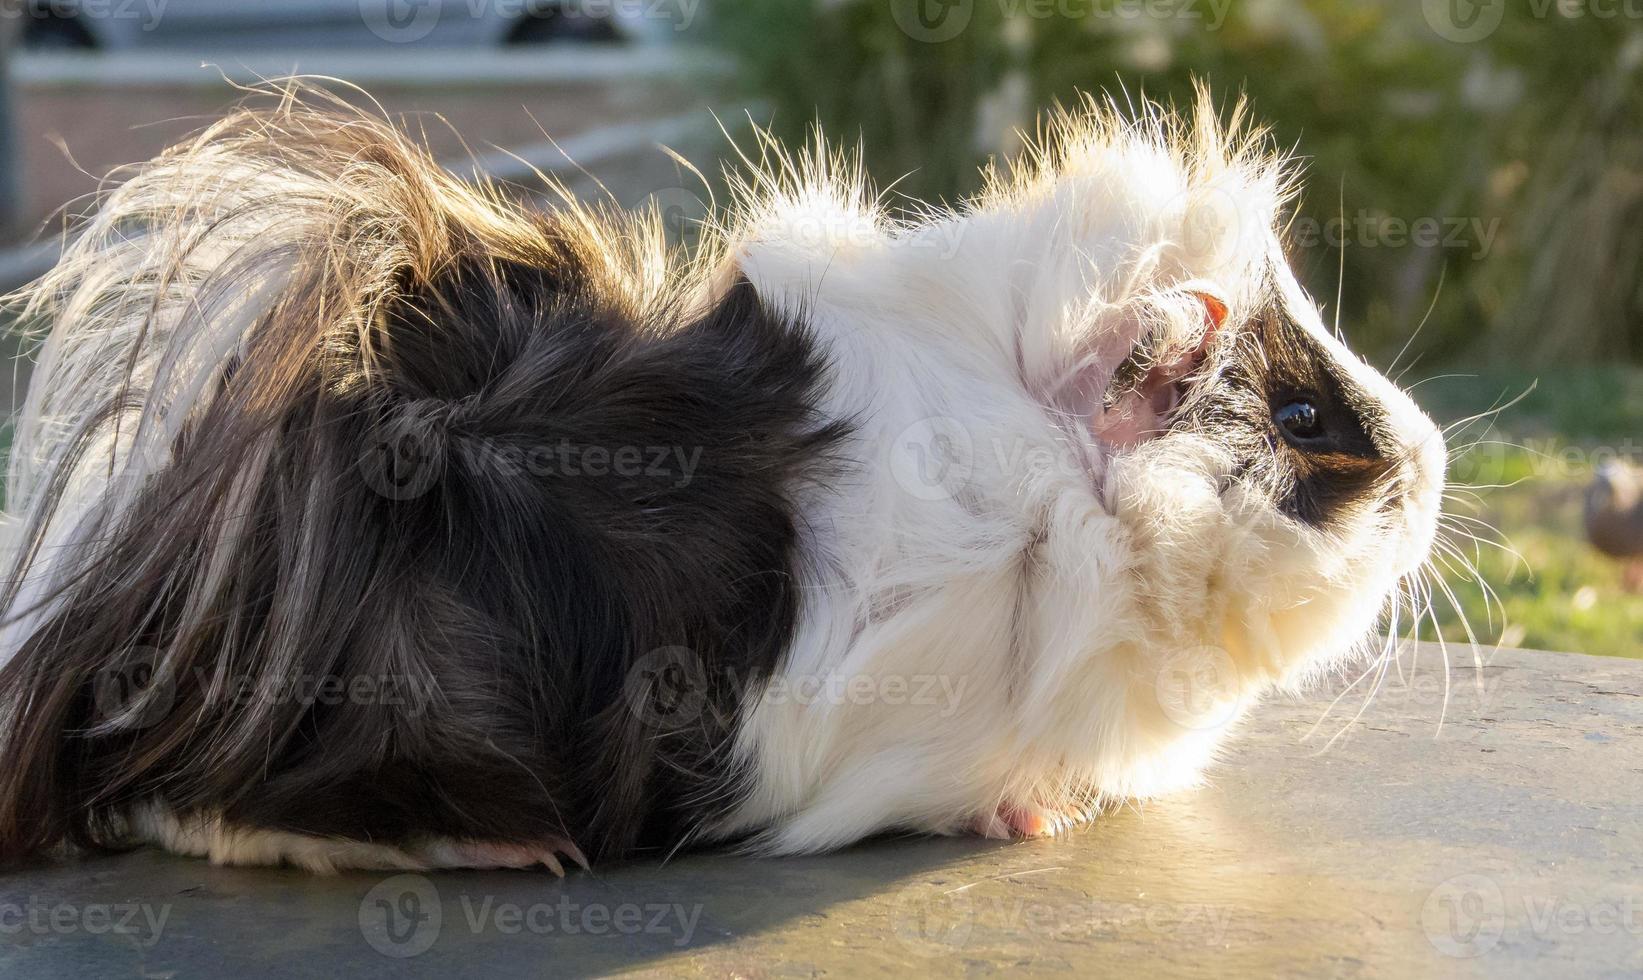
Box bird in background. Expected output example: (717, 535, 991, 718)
(1585, 459, 1643, 593)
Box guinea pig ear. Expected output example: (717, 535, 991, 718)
(1082, 286, 1230, 449)
(1192, 289, 1229, 332)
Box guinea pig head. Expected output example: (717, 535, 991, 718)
(1129, 256, 1449, 688)
(992, 93, 1448, 691)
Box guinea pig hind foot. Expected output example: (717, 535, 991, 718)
(412, 837, 590, 875)
(126, 805, 590, 874)
(969, 802, 1095, 840)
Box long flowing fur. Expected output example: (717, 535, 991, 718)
(0, 84, 1446, 869)
(0, 87, 846, 866)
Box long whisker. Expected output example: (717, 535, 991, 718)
(1432, 538, 1506, 634)
(1316, 637, 1397, 753)
(1332, 176, 1347, 343)
(1404, 372, 1476, 392)
(1390, 264, 1445, 382)
(1302, 616, 1396, 743)
(1441, 382, 1537, 436)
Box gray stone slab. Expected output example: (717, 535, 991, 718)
(0, 643, 1639, 978)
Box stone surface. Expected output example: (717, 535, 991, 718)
(1, 643, 1640, 978)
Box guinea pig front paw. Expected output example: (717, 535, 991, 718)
(415, 837, 590, 875)
(970, 802, 1095, 840)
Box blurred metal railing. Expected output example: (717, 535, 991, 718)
(0, 5, 20, 237)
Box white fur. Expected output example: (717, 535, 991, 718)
(0, 90, 1445, 868)
(715, 93, 1445, 852)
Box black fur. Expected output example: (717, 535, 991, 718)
(0, 218, 848, 864)
(1247, 293, 1393, 526)
(1178, 271, 1395, 528)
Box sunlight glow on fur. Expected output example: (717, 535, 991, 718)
(0, 82, 1448, 870)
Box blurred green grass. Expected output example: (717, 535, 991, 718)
(1418, 367, 1643, 657)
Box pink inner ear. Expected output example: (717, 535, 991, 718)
(1085, 290, 1227, 449)
(1088, 355, 1196, 448)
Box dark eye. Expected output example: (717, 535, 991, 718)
(1274, 400, 1323, 441)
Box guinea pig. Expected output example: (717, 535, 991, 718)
(0, 86, 1445, 873)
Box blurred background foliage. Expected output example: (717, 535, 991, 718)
(717, 0, 1643, 369)
(0, 1, 1635, 653)
(716, 0, 1643, 654)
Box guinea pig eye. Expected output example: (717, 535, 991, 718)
(1274, 399, 1323, 441)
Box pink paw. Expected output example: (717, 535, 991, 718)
(970, 802, 1093, 840)
(421, 837, 589, 875)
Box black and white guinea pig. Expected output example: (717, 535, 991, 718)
(0, 86, 1445, 873)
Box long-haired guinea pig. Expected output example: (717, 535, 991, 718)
(0, 85, 1445, 873)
